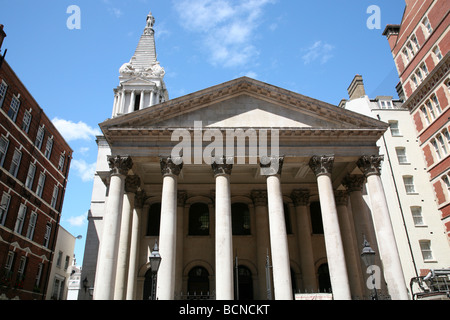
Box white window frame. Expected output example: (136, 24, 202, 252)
(431, 95, 442, 114)
(396, 147, 409, 164)
(25, 163, 36, 189)
(0, 135, 9, 167)
(35, 263, 43, 287)
(17, 256, 27, 278)
(411, 207, 425, 226)
(403, 176, 416, 194)
(422, 16, 432, 36)
(21, 109, 32, 133)
(0, 192, 11, 226)
(44, 137, 53, 159)
(433, 46, 443, 62)
(389, 121, 401, 136)
(50, 185, 59, 209)
(419, 240, 434, 261)
(44, 223, 51, 248)
(58, 154, 65, 172)
(5, 251, 14, 271)
(7, 95, 20, 122)
(35, 126, 45, 149)
(14, 204, 27, 234)
(26, 211, 37, 240)
(0, 80, 7, 107)
(9, 148, 22, 178)
(36, 172, 46, 198)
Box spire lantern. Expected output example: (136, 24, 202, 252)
(112, 10, 168, 118)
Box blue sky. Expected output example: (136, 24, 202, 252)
(0, 0, 406, 266)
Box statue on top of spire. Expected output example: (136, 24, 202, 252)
(146, 12, 155, 29)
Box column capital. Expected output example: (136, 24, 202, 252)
(309, 155, 334, 177)
(291, 189, 310, 207)
(134, 190, 147, 209)
(334, 190, 348, 206)
(251, 190, 268, 207)
(357, 155, 384, 177)
(125, 175, 141, 194)
(260, 156, 284, 176)
(342, 174, 365, 192)
(211, 156, 233, 177)
(160, 156, 183, 177)
(108, 156, 133, 177)
(177, 191, 188, 207)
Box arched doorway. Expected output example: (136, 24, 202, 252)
(188, 267, 210, 296)
(235, 266, 254, 300)
(318, 263, 331, 293)
(143, 268, 155, 300)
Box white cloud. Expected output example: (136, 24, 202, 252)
(66, 212, 87, 227)
(174, 0, 275, 68)
(301, 41, 335, 65)
(108, 7, 123, 18)
(71, 159, 97, 182)
(52, 118, 101, 142)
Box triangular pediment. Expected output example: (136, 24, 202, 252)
(101, 77, 387, 133)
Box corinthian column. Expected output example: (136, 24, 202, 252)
(94, 156, 133, 300)
(126, 190, 147, 300)
(212, 156, 234, 300)
(357, 155, 409, 300)
(251, 190, 271, 300)
(309, 155, 351, 300)
(157, 156, 183, 300)
(291, 190, 317, 292)
(261, 156, 293, 300)
(114, 175, 140, 300)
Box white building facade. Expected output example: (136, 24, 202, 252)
(342, 75, 450, 294)
(79, 11, 411, 301)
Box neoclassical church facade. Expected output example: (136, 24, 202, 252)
(79, 11, 410, 300)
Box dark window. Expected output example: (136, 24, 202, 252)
(188, 203, 210, 236)
(284, 203, 293, 234)
(232, 203, 251, 235)
(235, 266, 253, 300)
(147, 203, 161, 236)
(134, 94, 141, 111)
(310, 201, 324, 234)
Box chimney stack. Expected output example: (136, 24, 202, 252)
(347, 75, 366, 100)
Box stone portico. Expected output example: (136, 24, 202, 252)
(85, 77, 409, 300)
(79, 11, 410, 301)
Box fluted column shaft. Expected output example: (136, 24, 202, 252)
(261, 156, 293, 300)
(114, 175, 140, 299)
(94, 156, 133, 300)
(357, 155, 409, 300)
(157, 157, 183, 300)
(309, 156, 351, 300)
(291, 190, 317, 292)
(212, 157, 234, 300)
(126, 190, 146, 300)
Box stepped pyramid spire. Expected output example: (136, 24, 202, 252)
(112, 11, 168, 118)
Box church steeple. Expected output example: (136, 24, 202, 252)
(112, 11, 168, 118)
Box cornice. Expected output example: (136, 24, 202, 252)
(100, 77, 387, 133)
(403, 52, 450, 112)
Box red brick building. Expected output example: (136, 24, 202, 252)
(0, 24, 73, 300)
(383, 0, 450, 241)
